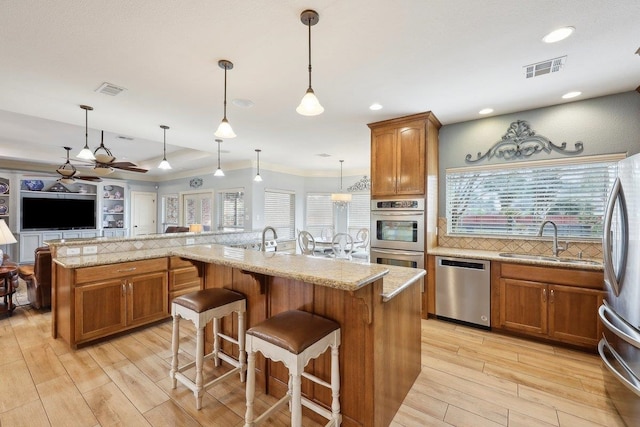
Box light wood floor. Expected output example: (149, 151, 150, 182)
(0, 300, 624, 426)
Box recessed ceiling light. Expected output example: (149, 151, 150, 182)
(542, 27, 575, 43)
(369, 103, 383, 111)
(479, 108, 494, 115)
(232, 98, 254, 108)
(562, 91, 582, 99)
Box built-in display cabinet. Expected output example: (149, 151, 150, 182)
(101, 183, 128, 237)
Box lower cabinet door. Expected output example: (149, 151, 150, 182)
(548, 284, 604, 347)
(499, 278, 548, 336)
(127, 271, 168, 327)
(75, 279, 127, 343)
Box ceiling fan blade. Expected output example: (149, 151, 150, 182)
(111, 162, 148, 173)
(76, 175, 102, 182)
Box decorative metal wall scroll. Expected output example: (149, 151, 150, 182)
(347, 175, 371, 192)
(465, 120, 584, 163)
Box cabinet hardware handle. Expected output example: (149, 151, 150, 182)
(542, 288, 547, 302)
(116, 267, 136, 273)
(550, 289, 554, 303)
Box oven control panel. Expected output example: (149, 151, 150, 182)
(371, 199, 424, 210)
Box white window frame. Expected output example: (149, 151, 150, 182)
(264, 189, 296, 240)
(218, 188, 245, 231)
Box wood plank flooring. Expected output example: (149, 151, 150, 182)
(0, 301, 624, 426)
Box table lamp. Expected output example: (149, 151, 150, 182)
(189, 224, 203, 233)
(0, 219, 17, 266)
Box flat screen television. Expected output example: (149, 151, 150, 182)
(22, 197, 96, 230)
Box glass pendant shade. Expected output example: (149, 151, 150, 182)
(158, 125, 172, 170)
(215, 118, 236, 138)
(214, 139, 225, 176)
(93, 165, 114, 176)
(296, 88, 324, 116)
(77, 105, 96, 160)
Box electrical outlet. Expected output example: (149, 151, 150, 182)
(186, 238, 195, 245)
(67, 247, 81, 256)
(83, 245, 98, 255)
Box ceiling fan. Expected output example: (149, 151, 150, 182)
(56, 147, 102, 184)
(84, 131, 149, 176)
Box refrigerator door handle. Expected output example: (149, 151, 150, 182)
(599, 302, 640, 348)
(602, 177, 628, 297)
(598, 336, 640, 397)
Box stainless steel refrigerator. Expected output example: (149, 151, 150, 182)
(599, 152, 640, 426)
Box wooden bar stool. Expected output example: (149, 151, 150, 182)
(244, 310, 341, 427)
(170, 288, 246, 410)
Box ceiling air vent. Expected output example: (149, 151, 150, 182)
(95, 82, 126, 96)
(523, 56, 567, 79)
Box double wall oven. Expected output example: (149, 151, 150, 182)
(370, 198, 424, 269)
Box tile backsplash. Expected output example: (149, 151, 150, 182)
(437, 217, 603, 259)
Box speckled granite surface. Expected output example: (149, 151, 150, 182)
(428, 247, 603, 271)
(53, 244, 425, 298)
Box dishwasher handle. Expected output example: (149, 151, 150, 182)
(438, 258, 487, 270)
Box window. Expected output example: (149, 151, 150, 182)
(305, 193, 371, 237)
(305, 194, 333, 237)
(446, 154, 622, 239)
(265, 189, 295, 239)
(219, 189, 244, 230)
(161, 194, 178, 228)
(348, 193, 370, 236)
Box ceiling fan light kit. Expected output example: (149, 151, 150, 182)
(296, 9, 324, 116)
(158, 125, 172, 170)
(76, 105, 96, 160)
(56, 146, 102, 183)
(214, 59, 237, 138)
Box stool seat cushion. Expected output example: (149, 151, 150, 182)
(173, 288, 245, 313)
(18, 265, 34, 278)
(247, 310, 339, 355)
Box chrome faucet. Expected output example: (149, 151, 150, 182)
(537, 220, 568, 257)
(261, 226, 278, 251)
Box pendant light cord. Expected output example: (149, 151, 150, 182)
(307, 18, 313, 89)
(217, 140, 221, 169)
(163, 127, 167, 159)
(84, 108, 89, 148)
(340, 160, 344, 190)
(223, 67, 228, 119)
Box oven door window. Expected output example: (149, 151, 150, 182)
(375, 256, 419, 269)
(376, 219, 418, 243)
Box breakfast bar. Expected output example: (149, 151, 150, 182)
(51, 240, 425, 427)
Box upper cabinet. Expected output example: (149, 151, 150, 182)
(368, 112, 441, 198)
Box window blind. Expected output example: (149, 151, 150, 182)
(219, 190, 244, 230)
(265, 190, 295, 239)
(305, 193, 333, 237)
(446, 155, 622, 239)
(348, 193, 370, 236)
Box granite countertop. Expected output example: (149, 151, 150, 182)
(428, 247, 603, 271)
(53, 244, 426, 299)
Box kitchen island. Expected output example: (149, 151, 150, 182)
(52, 242, 425, 427)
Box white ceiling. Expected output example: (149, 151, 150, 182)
(0, 0, 638, 180)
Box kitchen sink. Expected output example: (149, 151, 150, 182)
(498, 253, 601, 266)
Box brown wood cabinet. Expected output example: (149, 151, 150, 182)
(54, 258, 169, 347)
(492, 262, 604, 349)
(368, 112, 441, 198)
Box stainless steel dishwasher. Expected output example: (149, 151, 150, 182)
(435, 256, 491, 328)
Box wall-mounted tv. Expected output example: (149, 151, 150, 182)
(22, 197, 96, 231)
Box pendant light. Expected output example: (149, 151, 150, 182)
(76, 105, 96, 160)
(158, 125, 172, 170)
(331, 160, 352, 208)
(296, 9, 324, 116)
(254, 149, 263, 182)
(214, 139, 225, 177)
(214, 60, 237, 138)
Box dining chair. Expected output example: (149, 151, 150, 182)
(331, 233, 354, 260)
(297, 231, 317, 255)
(352, 228, 370, 260)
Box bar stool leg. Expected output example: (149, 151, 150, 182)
(195, 325, 205, 410)
(213, 317, 221, 366)
(170, 314, 180, 389)
(291, 369, 302, 427)
(244, 350, 256, 427)
(238, 310, 246, 382)
(331, 344, 341, 425)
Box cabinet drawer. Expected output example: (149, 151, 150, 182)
(169, 256, 200, 270)
(169, 267, 202, 292)
(75, 258, 168, 284)
(499, 262, 604, 289)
